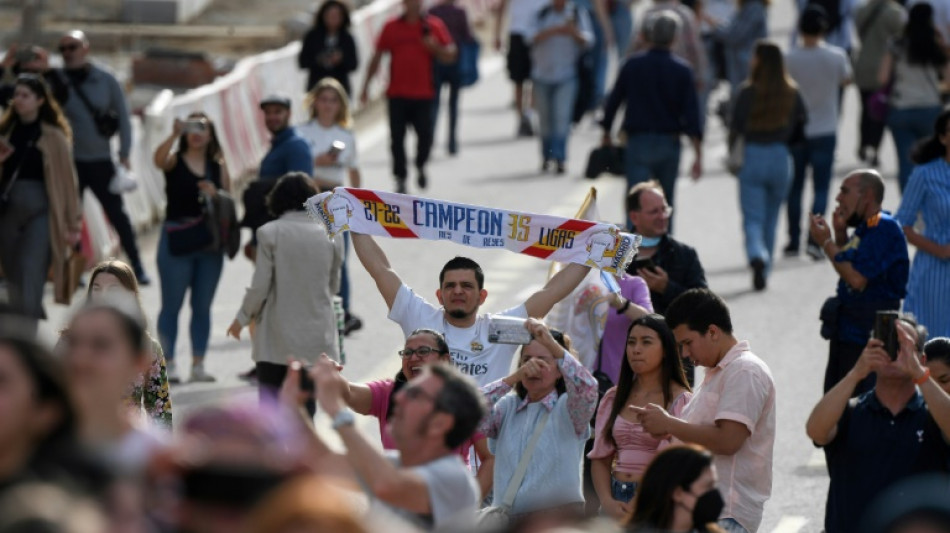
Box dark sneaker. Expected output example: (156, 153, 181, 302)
(134, 268, 152, 286)
(555, 161, 566, 175)
(517, 114, 534, 137)
(751, 258, 767, 291)
(239, 366, 258, 383)
(344, 313, 363, 336)
(417, 169, 428, 190)
(395, 178, 407, 194)
(782, 243, 800, 257)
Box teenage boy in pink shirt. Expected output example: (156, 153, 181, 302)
(633, 288, 775, 533)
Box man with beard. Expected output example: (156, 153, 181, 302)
(288, 357, 484, 531)
(810, 170, 909, 395)
(352, 233, 591, 385)
(241, 94, 314, 259)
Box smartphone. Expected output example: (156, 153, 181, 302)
(631, 257, 657, 272)
(328, 140, 346, 156)
(874, 310, 900, 361)
(488, 316, 533, 345)
(184, 119, 207, 134)
(299, 365, 315, 393)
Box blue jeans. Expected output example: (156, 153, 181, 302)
(625, 133, 682, 212)
(719, 518, 750, 533)
(156, 226, 225, 361)
(788, 134, 836, 247)
(339, 231, 352, 312)
(887, 105, 941, 192)
(534, 78, 578, 162)
(573, 0, 607, 106)
(739, 142, 792, 274)
(609, 4, 633, 61)
(610, 477, 638, 503)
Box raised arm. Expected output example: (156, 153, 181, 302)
(350, 233, 403, 309)
(152, 120, 184, 172)
(524, 263, 592, 318)
(895, 322, 950, 441)
(806, 340, 885, 445)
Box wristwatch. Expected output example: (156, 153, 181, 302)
(331, 408, 356, 431)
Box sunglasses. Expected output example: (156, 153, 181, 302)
(58, 43, 80, 53)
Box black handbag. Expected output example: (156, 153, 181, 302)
(819, 296, 841, 341)
(585, 145, 625, 179)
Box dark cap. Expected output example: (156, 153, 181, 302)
(259, 93, 292, 109)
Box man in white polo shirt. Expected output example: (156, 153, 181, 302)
(352, 233, 591, 385)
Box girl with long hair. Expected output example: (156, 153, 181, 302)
(479, 319, 598, 522)
(879, 2, 950, 191)
(0, 74, 81, 328)
(83, 260, 172, 428)
(895, 109, 950, 338)
(589, 314, 692, 520)
(298, 0, 359, 94)
(152, 112, 231, 383)
(730, 40, 805, 291)
(625, 445, 725, 533)
(296, 77, 364, 336)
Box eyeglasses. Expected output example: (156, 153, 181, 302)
(638, 205, 674, 217)
(401, 385, 437, 403)
(398, 346, 442, 358)
(58, 43, 80, 53)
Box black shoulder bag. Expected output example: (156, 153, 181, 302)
(61, 71, 120, 138)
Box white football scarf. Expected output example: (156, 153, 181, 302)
(305, 188, 640, 273)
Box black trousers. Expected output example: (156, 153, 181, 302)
(75, 159, 143, 272)
(388, 97, 434, 180)
(825, 338, 876, 395)
(858, 89, 887, 153)
(256, 361, 316, 418)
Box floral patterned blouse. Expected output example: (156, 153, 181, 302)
(124, 338, 172, 429)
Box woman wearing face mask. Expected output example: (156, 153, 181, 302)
(625, 445, 725, 533)
(0, 74, 81, 330)
(0, 324, 79, 495)
(153, 112, 231, 384)
(80, 260, 172, 429)
(479, 318, 598, 522)
(61, 301, 167, 472)
(339, 328, 494, 498)
(589, 315, 692, 521)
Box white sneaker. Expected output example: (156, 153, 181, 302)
(189, 364, 216, 383)
(166, 361, 181, 384)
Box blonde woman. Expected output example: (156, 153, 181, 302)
(296, 76, 363, 335)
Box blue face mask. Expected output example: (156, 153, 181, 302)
(639, 235, 662, 247)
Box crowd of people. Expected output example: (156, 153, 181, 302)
(1, 0, 950, 529)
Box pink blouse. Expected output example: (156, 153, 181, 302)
(366, 378, 483, 466)
(587, 387, 692, 476)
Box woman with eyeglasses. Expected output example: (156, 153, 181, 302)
(153, 112, 231, 384)
(0, 74, 81, 330)
(478, 318, 598, 524)
(337, 328, 494, 498)
(228, 173, 343, 418)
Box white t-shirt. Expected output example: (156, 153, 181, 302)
(509, 0, 547, 36)
(389, 284, 528, 386)
(785, 43, 852, 138)
(374, 451, 480, 531)
(296, 120, 359, 186)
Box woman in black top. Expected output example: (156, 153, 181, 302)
(298, 0, 360, 95)
(152, 112, 231, 384)
(0, 74, 81, 328)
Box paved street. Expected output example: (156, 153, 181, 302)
(32, 0, 912, 529)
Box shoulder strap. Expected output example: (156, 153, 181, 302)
(499, 408, 551, 509)
(858, 0, 888, 39)
(59, 70, 104, 117)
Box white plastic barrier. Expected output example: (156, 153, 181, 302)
(90, 0, 489, 257)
